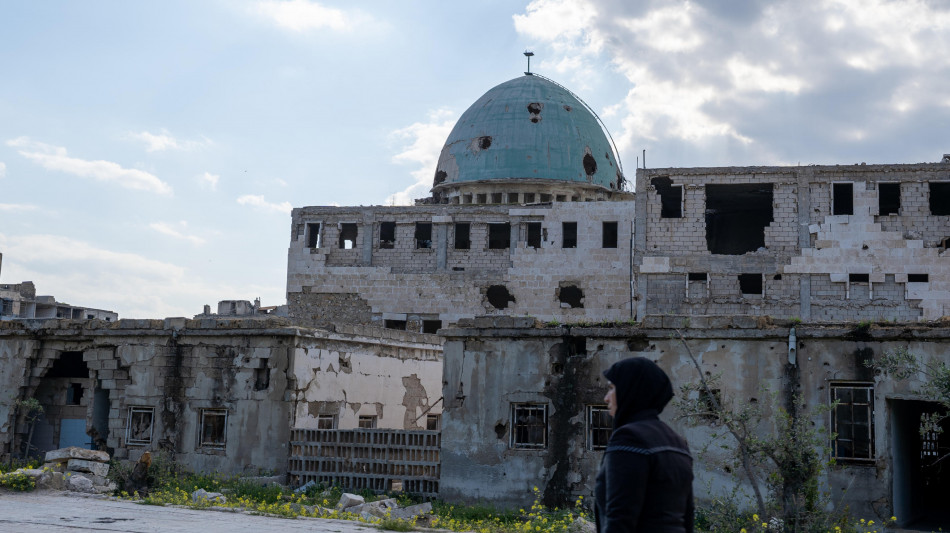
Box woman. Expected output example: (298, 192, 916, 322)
(595, 357, 694, 533)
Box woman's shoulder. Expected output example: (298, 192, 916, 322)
(607, 420, 690, 456)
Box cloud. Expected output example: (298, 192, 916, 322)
(128, 129, 212, 152)
(0, 233, 282, 319)
(198, 172, 220, 190)
(385, 109, 457, 206)
(6, 137, 173, 195)
(237, 194, 292, 214)
(0, 203, 38, 212)
(149, 221, 206, 246)
(253, 0, 376, 32)
(0, 162, 5, 178)
(512, 0, 950, 167)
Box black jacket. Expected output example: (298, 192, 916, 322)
(595, 358, 694, 533)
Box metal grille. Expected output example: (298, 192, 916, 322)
(511, 403, 547, 449)
(289, 429, 440, 498)
(831, 384, 874, 461)
(587, 406, 611, 450)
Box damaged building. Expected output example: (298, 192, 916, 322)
(1, 67, 949, 528)
(0, 318, 442, 475)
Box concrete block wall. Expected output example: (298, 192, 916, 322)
(637, 162, 950, 321)
(288, 202, 636, 329)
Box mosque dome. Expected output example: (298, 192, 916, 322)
(428, 74, 626, 204)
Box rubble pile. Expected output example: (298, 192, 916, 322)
(333, 492, 433, 522)
(16, 446, 117, 494)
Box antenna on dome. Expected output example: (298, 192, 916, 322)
(524, 50, 534, 75)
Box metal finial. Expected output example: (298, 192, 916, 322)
(524, 50, 534, 75)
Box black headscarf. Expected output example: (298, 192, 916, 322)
(603, 357, 674, 429)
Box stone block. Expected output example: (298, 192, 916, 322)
(65, 473, 95, 493)
(347, 498, 397, 517)
(45, 446, 110, 464)
(191, 488, 227, 504)
(337, 493, 365, 510)
(67, 458, 110, 477)
(389, 502, 433, 520)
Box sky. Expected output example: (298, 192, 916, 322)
(1, 0, 949, 319)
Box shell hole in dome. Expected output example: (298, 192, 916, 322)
(478, 136, 492, 150)
(583, 154, 597, 176)
(527, 102, 543, 123)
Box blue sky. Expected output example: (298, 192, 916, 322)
(2, 0, 949, 318)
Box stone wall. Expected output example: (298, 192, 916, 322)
(635, 162, 950, 321)
(438, 315, 950, 526)
(0, 318, 443, 476)
(287, 202, 636, 329)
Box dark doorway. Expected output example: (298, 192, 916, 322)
(705, 184, 773, 255)
(891, 399, 950, 530)
(92, 387, 110, 452)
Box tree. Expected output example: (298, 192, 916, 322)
(869, 346, 950, 464)
(673, 331, 834, 532)
(14, 397, 44, 460)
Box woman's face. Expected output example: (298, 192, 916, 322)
(604, 382, 617, 417)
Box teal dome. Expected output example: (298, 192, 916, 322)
(433, 74, 622, 191)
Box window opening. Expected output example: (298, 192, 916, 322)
(306, 223, 321, 248)
(908, 274, 929, 283)
(127, 407, 154, 446)
(488, 223, 511, 249)
(878, 183, 900, 215)
(476, 193, 487, 204)
(738, 274, 763, 295)
(706, 184, 774, 254)
(562, 222, 577, 248)
(199, 409, 228, 448)
(66, 383, 84, 405)
(651, 177, 683, 218)
(540, 194, 552, 203)
(833, 182, 854, 215)
(379, 222, 396, 249)
(555, 194, 566, 202)
(358, 415, 378, 429)
(338, 223, 358, 249)
(486, 285, 515, 310)
(511, 403, 547, 449)
(587, 405, 611, 450)
(454, 223, 471, 249)
(688, 272, 707, 281)
(462, 194, 472, 204)
(384, 319, 407, 330)
(426, 414, 441, 431)
(602, 221, 618, 248)
(507, 193, 519, 204)
(849, 273, 870, 283)
(422, 320, 442, 334)
(415, 222, 433, 249)
(254, 358, 270, 391)
(930, 182, 950, 215)
(491, 193, 503, 204)
(317, 415, 337, 429)
(831, 384, 874, 460)
(526, 222, 542, 249)
(524, 193, 536, 203)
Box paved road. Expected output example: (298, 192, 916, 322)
(0, 491, 382, 532)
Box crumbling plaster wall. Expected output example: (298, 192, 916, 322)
(287, 202, 635, 329)
(636, 163, 950, 321)
(0, 318, 296, 475)
(439, 315, 950, 520)
(291, 325, 443, 430)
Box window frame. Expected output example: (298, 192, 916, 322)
(587, 405, 612, 450)
(126, 406, 155, 446)
(198, 408, 228, 449)
(358, 415, 378, 429)
(316, 415, 337, 429)
(510, 403, 548, 450)
(830, 383, 875, 462)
